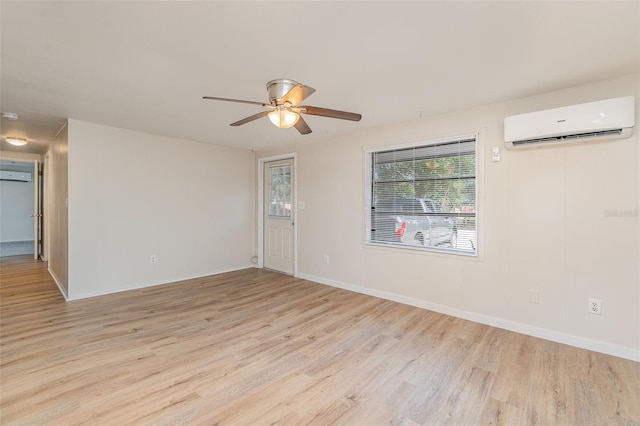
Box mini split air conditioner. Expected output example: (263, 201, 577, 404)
(504, 96, 635, 149)
(0, 170, 32, 182)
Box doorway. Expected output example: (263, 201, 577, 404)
(0, 160, 42, 259)
(260, 156, 295, 275)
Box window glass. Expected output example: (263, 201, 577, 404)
(367, 135, 477, 254)
(268, 165, 291, 218)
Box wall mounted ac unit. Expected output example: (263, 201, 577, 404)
(504, 96, 635, 149)
(0, 170, 32, 182)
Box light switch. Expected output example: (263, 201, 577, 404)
(491, 146, 501, 162)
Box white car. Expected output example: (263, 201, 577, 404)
(372, 198, 457, 248)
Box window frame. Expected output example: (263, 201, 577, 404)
(364, 133, 478, 256)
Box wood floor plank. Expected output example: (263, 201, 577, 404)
(1, 255, 639, 425)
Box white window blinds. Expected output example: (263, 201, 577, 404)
(368, 135, 477, 254)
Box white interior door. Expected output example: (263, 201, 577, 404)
(263, 159, 294, 274)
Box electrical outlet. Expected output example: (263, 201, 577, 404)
(529, 289, 539, 304)
(322, 255, 329, 264)
(150, 255, 157, 264)
(588, 298, 602, 315)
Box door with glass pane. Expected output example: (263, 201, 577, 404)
(263, 159, 294, 274)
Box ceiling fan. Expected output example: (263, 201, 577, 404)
(203, 79, 362, 135)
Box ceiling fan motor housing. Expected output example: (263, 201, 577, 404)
(267, 79, 298, 104)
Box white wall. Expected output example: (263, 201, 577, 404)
(67, 120, 255, 300)
(255, 74, 640, 361)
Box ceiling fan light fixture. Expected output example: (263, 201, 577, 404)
(203, 79, 361, 135)
(268, 109, 299, 129)
(6, 137, 28, 146)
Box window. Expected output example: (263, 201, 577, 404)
(268, 164, 292, 217)
(366, 134, 477, 254)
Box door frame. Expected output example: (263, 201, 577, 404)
(33, 159, 40, 259)
(0, 153, 43, 259)
(43, 152, 50, 261)
(258, 153, 297, 275)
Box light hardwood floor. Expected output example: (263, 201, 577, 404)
(1, 255, 639, 425)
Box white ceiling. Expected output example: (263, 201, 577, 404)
(1, 1, 639, 154)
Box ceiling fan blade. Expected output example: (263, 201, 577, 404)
(230, 110, 270, 126)
(281, 84, 316, 106)
(294, 115, 312, 135)
(299, 106, 362, 122)
(203, 96, 270, 108)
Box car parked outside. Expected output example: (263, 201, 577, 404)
(372, 197, 457, 248)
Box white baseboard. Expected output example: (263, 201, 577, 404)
(0, 240, 34, 257)
(297, 272, 640, 363)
